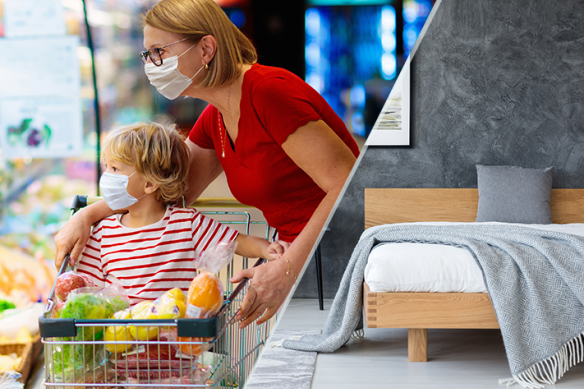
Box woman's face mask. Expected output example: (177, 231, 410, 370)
(99, 171, 145, 210)
(144, 44, 206, 100)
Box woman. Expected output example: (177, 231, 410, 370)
(54, 0, 359, 328)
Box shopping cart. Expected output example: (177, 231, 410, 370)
(39, 195, 275, 388)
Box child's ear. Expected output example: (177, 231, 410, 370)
(144, 181, 159, 195)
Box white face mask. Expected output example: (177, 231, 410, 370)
(99, 171, 146, 210)
(144, 45, 206, 100)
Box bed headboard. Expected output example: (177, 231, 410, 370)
(364, 188, 584, 229)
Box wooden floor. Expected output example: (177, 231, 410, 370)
(276, 299, 584, 389)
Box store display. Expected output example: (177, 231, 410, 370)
(0, 0, 155, 273)
(0, 305, 45, 339)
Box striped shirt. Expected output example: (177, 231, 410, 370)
(76, 206, 238, 305)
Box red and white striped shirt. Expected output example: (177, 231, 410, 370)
(76, 206, 238, 305)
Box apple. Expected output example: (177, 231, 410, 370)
(54, 271, 89, 301)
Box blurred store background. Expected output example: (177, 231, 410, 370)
(0, 0, 434, 292)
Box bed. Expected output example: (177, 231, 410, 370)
(362, 188, 584, 362)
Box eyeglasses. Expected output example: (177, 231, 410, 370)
(140, 38, 188, 66)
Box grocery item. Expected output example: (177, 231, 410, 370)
(152, 288, 186, 319)
(0, 353, 22, 373)
(51, 285, 129, 381)
(0, 304, 45, 338)
(181, 270, 224, 359)
(104, 308, 133, 353)
(178, 242, 236, 356)
(128, 288, 186, 341)
(185, 273, 223, 319)
(0, 371, 24, 389)
(54, 271, 94, 301)
(60, 293, 111, 321)
(14, 328, 32, 344)
(111, 331, 211, 384)
(128, 301, 158, 341)
(0, 300, 15, 314)
(184, 241, 236, 320)
(0, 243, 56, 304)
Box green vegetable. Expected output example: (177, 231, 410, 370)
(0, 299, 16, 313)
(60, 294, 110, 321)
(52, 293, 113, 381)
(108, 296, 129, 315)
(51, 330, 106, 383)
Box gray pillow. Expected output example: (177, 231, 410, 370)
(476, 165, 554, 224)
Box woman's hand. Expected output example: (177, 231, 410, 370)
(230, 258, 295, 328)
(54, 209, 93, 269)
(54, 200, 114, 269)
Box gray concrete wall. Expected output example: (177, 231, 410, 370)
(294, 0, 584, 298)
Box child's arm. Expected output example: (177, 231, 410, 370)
(234, 234, 285, 260)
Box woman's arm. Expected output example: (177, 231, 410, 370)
(184, 139, 223, 205)
(230, 120, 357, 327)
(54, 200, 115, 269)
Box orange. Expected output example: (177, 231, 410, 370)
(186, 272, 223, 319)
(178, 273, 224, 357)
(177, 335, 212, 357)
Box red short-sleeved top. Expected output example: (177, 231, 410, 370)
(189, 63, 359, 243)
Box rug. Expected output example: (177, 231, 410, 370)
(244, 329, 320, 389)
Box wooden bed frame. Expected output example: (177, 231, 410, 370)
(363, 188, 584, 362)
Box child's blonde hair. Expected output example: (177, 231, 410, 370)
(102, 122, 189, 205)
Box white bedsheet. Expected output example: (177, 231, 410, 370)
(364, 222, 584, 293)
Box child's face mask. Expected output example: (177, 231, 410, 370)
(100, 171, 145, 210)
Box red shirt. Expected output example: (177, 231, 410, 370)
(189, 64, 359, 242)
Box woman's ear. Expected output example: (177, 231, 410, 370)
(144, 180, 159, 195)
(200, 35, 217, 66)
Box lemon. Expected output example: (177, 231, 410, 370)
(128, 301, 158, 341)
(152, 288, 186, 319)
(105, 308, 133, 353)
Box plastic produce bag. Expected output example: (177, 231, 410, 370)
(0, 371, 23, 389)
(128, 288, 186, 341)
(187, 241, 236, 320)
(104, 308, 133, 354)
(179, 241, 236, 357)
(194, 240, 237, 275)
(50, 284, 130, 383)
(54, 271, 95, 301)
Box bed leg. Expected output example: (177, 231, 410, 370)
(408, 328, 428, 362)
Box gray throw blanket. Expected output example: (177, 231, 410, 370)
(283, 224, 584, 388)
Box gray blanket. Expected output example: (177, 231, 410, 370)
(283, 224, 584, 388)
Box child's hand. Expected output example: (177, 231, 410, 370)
(265, 240, 289, 261)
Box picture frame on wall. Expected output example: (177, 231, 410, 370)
(365, 55, 411, 146)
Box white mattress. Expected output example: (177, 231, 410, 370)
(364, 222, 584, 293)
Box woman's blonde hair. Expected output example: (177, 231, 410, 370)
(102, 122, 189, 205)
(143, 0, 257, 88)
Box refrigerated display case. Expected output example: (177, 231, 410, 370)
(0, 0, 157, 258)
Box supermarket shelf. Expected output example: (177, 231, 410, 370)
(0, 160, 56, 208)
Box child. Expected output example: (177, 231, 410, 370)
(76, 122, 283, 305)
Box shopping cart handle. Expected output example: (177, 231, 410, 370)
(44, 254, 71, 315)
(219, 257, 265, 315)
